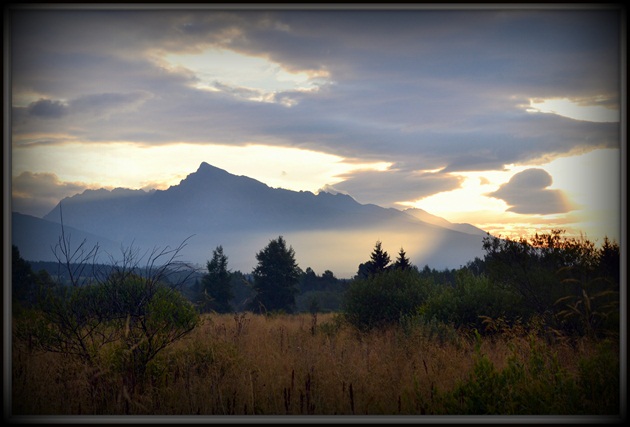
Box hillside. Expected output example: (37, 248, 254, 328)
(16, 162, 488, 277)
(11, 212, 122, 263)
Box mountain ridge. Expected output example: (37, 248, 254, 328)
(11, 212, 123, 263)
(18, 162, 488, 277)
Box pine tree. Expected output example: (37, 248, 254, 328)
(250, 236, 301, 313)
(394, 247, 411, 271)
(367, 240, 391, 276)
(201, 245, 233, 313)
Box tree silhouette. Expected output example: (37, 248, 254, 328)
(301, 267, 318, 292)
(200, 245, 233, 313)
(368, 240, 391, 276)
(250, 236, 301, 313)
(481, 229, 619, 333)
(394, 247, 411, 271)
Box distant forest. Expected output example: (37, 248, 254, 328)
(14, 229, 619, 335)
(24, 253, 351, 314)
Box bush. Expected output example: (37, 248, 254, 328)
(27, 273, 199, 392)
(482, 231, 619, 325)
(296, 290, 344, 313)
(434, 336, 619, 414)
(422, 270, 521, 331)
(342, 269, 430, 331)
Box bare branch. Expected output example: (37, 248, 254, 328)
(51, 203, 100, 287)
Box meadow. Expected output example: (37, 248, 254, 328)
(12, 312, 619, 416)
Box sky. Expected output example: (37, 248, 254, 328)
(8, 5, 624, 244)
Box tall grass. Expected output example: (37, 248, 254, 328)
(12, 312, 618, 415)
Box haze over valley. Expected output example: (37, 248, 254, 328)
(14, 162, 488, 278)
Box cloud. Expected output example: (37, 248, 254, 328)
(330, 166, 463, 207)
(10, 8, 621, 208)
(486, 168, 573, 215)
(69, 91, 153, 115)
(211, 81, 272, 103)
(21, 91, 152, 120)
(318, 184, 349, 196)
(27, 99, 68, 118)
(12, 172, 101, 217)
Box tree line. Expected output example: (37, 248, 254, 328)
(344, 230, 620, 338)
(191, 236, 352, 315)
(11, 228, 620, 390)
(188, 230, 619, 340)
(13, 229, 620, 335)
(10, 228, 620, 416)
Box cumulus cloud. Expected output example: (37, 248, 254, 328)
(486, 168, 573, 215)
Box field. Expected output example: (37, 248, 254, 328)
(12, 312, 619, 416)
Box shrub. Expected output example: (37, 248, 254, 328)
(296, 290, 344, 313)
(27, 273, 198, 392)
(342, 269, 430, 331)
(422, 270, 521, 331)
(434, 335, 619, 415)
(482, 230, 619, 324)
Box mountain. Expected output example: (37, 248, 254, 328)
(403, 208, 487, 236)
(11, 212, 122, 262)
(32, 162, 488, 277)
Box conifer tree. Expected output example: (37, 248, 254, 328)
(250, 236, 301, 313)
(367, 240, 391, 276)
(201, 245, 233, 313)
(394, 247, 412, 271)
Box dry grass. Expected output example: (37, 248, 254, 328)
(12, 312, 618, 415)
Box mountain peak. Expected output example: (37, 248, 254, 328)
(173, 162, 231, 187)
(37, 162, 488, 276)
(196, 161, 229, 175)
(170, 161, 269, 195)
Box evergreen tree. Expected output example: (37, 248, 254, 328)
(394, 247, 412, 271)
(367, 240, 391, 276)
(200, 246, 233, 313)
(250, 236, 301, 313)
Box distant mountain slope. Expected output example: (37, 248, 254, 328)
(44, 162, 407, 238)
(11, 212, 122, 263)
(38, 162, 488, 277)
(403, 208, 488, 237)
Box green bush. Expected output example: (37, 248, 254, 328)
(399, 313, 462, 346)
(481, 231, 619, 328)
(422, 270, 521, 331)
(576, 340, 619, 414)
(296, 290, 344, 313)
(342, 269, 430, 331)
(28, 274, 199, 390)
(434, 336, 619, 415)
